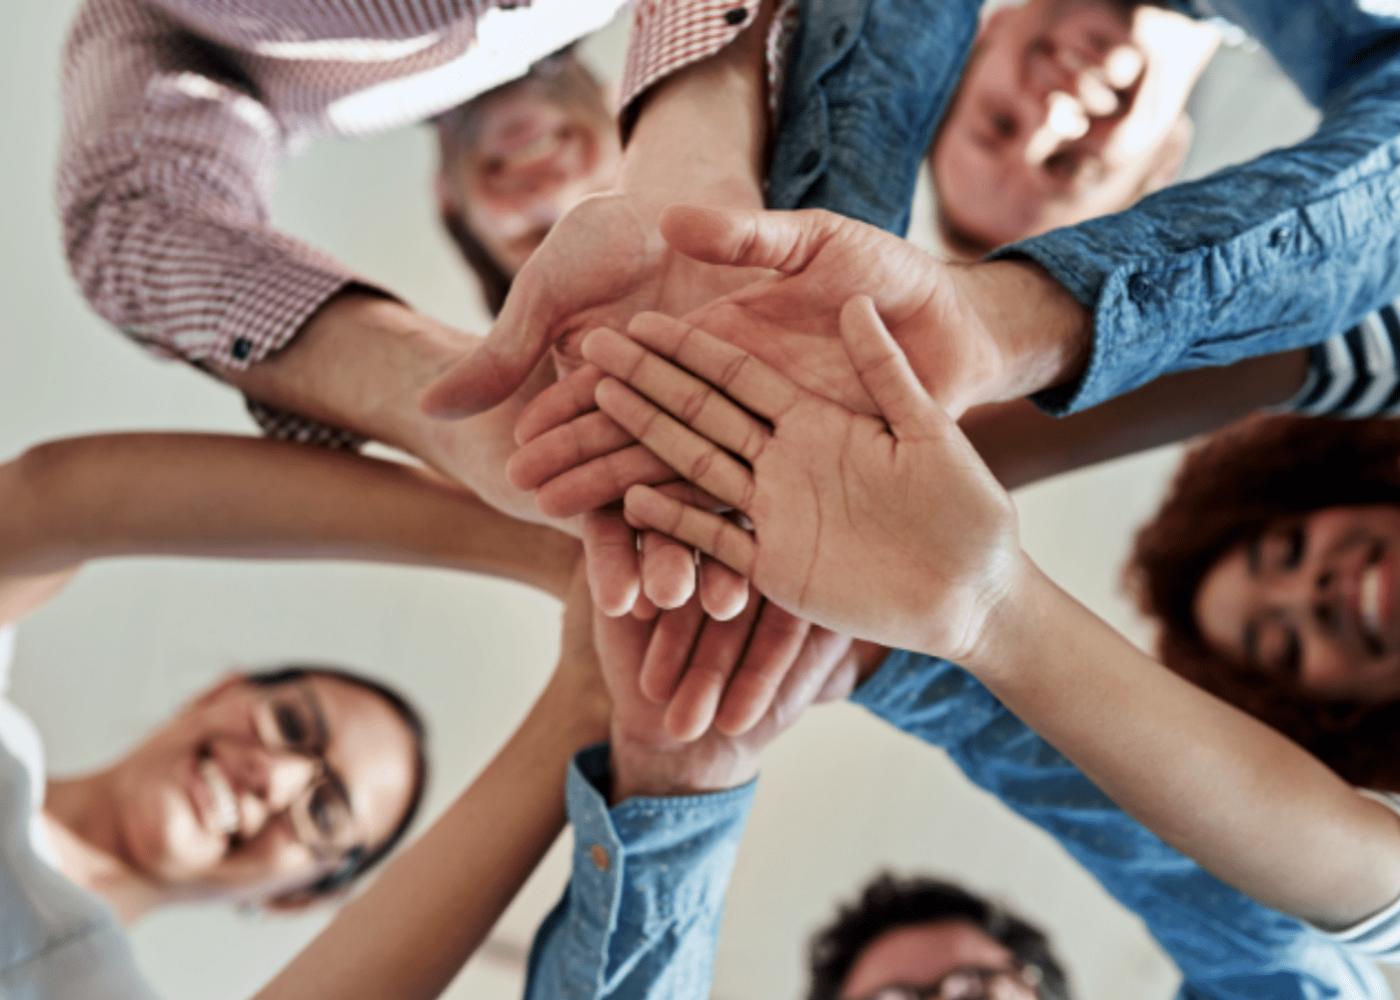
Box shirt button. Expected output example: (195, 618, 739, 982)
(1127, 274, 1151, 300)
(1269, 226, 1289, 247)
(231, 336, 253, 360)
(590, 843, 611, 872)
(724, 6, 747, 25)
(798, 149, 821, 173)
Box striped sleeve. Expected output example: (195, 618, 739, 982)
(1276, 302, 1400, 418)
(618, 0, 762, 136)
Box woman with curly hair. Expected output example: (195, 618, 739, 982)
(1128, 415, 1400, 793)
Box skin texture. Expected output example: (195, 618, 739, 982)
(43, 674, 416, 921)
(933, 0, 1218, 253)
(838, 922, 1033, 1000)
(1194, 505, 1400, 702)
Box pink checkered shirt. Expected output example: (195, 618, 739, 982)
(58, 0, 761, 446)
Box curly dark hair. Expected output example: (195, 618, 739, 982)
(245, 663, 429, 897)
(806, 872, 1071, 1000)
(1128, 414, 1400, 791)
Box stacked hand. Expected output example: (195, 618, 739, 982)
(581, 298, 1025, 662)
(506, 206, 1077, 620)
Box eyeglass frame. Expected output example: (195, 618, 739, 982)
(850, 962, 1043, 1000)
(248, 679, 367, 887)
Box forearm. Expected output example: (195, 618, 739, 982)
(620, 0, 773, 212)
(0, 433, 578, 599)
(254, 662, 608, 1000)
(963, 556, 1400, 930)
(962, 349, 1308, 491)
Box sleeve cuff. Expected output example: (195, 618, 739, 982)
(618, 0, 762, 138)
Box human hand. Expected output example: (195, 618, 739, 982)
(600, 589, 857, 803)
(585, 300, 1024, 661)
(508, 205, 1089, 522)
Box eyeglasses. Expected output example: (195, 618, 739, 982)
(250, 681, 363, 867)
(855, 964, 1042, 1000)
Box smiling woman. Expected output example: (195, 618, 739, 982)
(1130, 414, 1400, 791)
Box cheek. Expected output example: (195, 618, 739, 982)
(123, 783, 226, 881)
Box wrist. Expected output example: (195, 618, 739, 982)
(960, 260, 1093, 405)
(607, 732, 756, 805)
(952, 552, 1055, 687)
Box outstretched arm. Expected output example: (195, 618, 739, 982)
(0, 433, 579, 629)
(587, 302, 1400, 933)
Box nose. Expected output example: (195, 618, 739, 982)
(228, 747, 320, 838)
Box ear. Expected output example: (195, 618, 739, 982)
(188, 671, 246, 710)
(1140, 112, 1193, 196)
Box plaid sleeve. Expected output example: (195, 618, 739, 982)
(618, 0, 763, 136)
(1274, 301, 1400, 419)
(58, 0, 386, 375)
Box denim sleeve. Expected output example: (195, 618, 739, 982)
(852, 650, 1392, 1000)
(523, 744, 755, 1000)
(1000, 1, 1400, 414)
(767, 0, 980, 235)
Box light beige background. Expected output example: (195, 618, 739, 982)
(2, 3, 1392, 998)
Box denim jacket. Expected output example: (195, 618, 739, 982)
(522, 654, 1390, 999)
(768, 0, 1400, 414)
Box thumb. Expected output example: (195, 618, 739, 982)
(839, 295, 946, 437)
(660, 205, 842, 274)
(419, 283, 552, 418)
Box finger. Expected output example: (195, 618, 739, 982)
(589, 315, 803, 428)
(581, 510, 640, 617)
(506, 409, 635, 492)
(713, 603, 811, 736)
(660, 205, 843, 274)
(514, 363, 607, 446)
(534, 444, 677, 519)
(630, 591, 659, 621)
(595, 378, 756, 512)
(624, 484, 759, 580)
(663, 592, 765, 741)
(639, 595, 707, 703)
(639, 530, 697, 610)
(769, 627, 858, 727)
(420, 281, 554, 418)
(839, 295, 945, 435)
(698, 555, 749, 622)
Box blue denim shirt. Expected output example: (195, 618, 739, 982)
(523, 656, 1390, 999)
(768, 0, 1400, 414)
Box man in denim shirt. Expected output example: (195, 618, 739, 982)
(524, 647, 1391, 999)
(758, 0, 1400, 417)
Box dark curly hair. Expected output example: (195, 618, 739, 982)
(1128, 414, 1400, 791)
(806, 873, 1071, 1000)
(245, 663, 429, 897)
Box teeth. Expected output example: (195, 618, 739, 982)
(501, 131, 562, 167)
(199, 758, 240, 836)
(1361, 563, 1384, 644)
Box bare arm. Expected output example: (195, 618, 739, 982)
(961, 348, 1309, 491)
(253, 568, 610, 1000)
(0, 433, 579, 628)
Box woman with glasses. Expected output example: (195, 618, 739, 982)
(0, 430, 601, 997)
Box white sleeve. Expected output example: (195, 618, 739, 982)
(0, 626, 14, 697)
(1276, 303, 1400, 418)
(1320, 791, 1400, 961)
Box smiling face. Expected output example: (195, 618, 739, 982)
(105, 673, 417, 904)
(932, 0, 1202, 254)
(437, 53, 622, 279)
(838, 922, 1039, 1000)
(1194, 505, 1400, 702)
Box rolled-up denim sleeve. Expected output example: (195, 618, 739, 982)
(852, 650, 1392, 999)
(1001, 1, 1400, 414)
(524, 744, 755, 1000)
